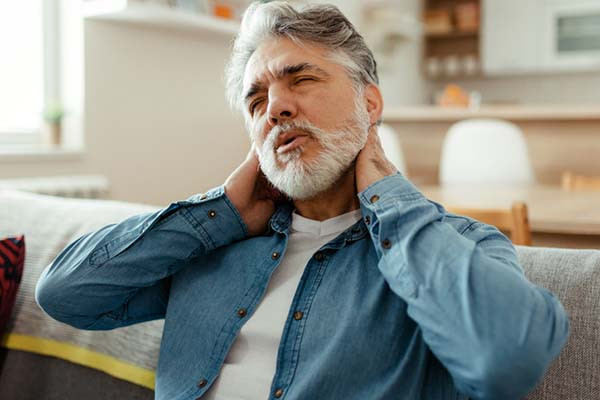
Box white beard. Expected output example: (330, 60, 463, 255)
(256, 99, 371, 200)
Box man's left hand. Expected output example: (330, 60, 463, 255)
(355, 125, 398, 193)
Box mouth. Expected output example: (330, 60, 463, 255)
(276, 130, 309, 154)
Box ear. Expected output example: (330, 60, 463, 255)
(363, 84, 384, 125)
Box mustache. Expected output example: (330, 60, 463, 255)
(266, 121, 319, 144)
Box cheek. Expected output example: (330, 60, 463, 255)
(306, 91, 356, 127)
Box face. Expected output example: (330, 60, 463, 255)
(242, 37, 374, 200)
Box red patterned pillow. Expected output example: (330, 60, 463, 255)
(0, 235, 25, 333)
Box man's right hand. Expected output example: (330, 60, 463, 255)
(224, 146, 284, 237)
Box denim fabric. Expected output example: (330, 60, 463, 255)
(36, 174, 569, 400)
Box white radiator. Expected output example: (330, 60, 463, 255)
(0, 175, 110, 199)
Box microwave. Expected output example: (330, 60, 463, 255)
(541, 0, 600, 71)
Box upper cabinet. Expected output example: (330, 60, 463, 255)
(481, 0, 541, 75)
(482, 0, 600, 75)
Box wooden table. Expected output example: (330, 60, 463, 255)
(420, 184, 600, 249)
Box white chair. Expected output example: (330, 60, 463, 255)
(439, 119, 535, 185)
(378, 123, 408, 176)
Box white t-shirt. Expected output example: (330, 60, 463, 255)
(203, 209, 362, 400)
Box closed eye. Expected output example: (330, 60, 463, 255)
(294, 76, 316, 84)
(249, 98, 264, 114)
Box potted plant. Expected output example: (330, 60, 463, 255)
(42, 103, 65, 146)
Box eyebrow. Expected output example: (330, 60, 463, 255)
(244, 62, 331, 104)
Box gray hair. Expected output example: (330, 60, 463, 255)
(225, 1, 379, 112)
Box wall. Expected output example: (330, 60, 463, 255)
(83, 22, 249, 204)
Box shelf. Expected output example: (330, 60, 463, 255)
(425, 72, 484, 80)
(82, 0, 239, 36)
(425, 29, 478, 39)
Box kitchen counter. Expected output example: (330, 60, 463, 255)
(382, 105, 600, 122)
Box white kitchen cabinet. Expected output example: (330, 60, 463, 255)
(482, 0, 542, 75)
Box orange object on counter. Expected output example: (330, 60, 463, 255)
(437, 84, 470, 107)
(214, 4, 234, 19)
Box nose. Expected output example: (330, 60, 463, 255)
(267, 85, 297, 127)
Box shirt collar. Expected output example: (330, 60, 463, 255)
(268, 202, 369, 247)
(268, 202, 294, 234)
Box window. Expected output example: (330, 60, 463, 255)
(0, 1, 59, 145)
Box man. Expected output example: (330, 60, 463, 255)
(36, 2, 569, 400)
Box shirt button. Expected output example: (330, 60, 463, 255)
(274, 388, 284, 398)
(293, 311, 304, 320)
(271, 251, 280, 260)
(237, 308, 247, 318)
(197, 378, 207, 388)
(382, 239, 392, 249)
(364, 215, 371, 225)
(207, 210, 217, 218)
(314, 252, 324, 261)
(370, 195, 380, 203)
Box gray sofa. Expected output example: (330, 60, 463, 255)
(0, 189, 598, 399)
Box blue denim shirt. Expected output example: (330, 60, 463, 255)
(36, 174, 569, 400)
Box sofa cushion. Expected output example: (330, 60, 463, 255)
(518, 246, 600, 400)
(0, 235, 25, 333)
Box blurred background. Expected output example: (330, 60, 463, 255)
(1, 0, 600, 248)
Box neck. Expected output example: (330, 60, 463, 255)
(292, 166, 360, 221)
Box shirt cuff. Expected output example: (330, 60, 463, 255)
(358, 173, 425, 214)
(177, 185, 248, 252)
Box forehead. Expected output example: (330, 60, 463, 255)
(242, 37, 345, 92)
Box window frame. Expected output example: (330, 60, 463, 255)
(0, 1, 61, 145)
